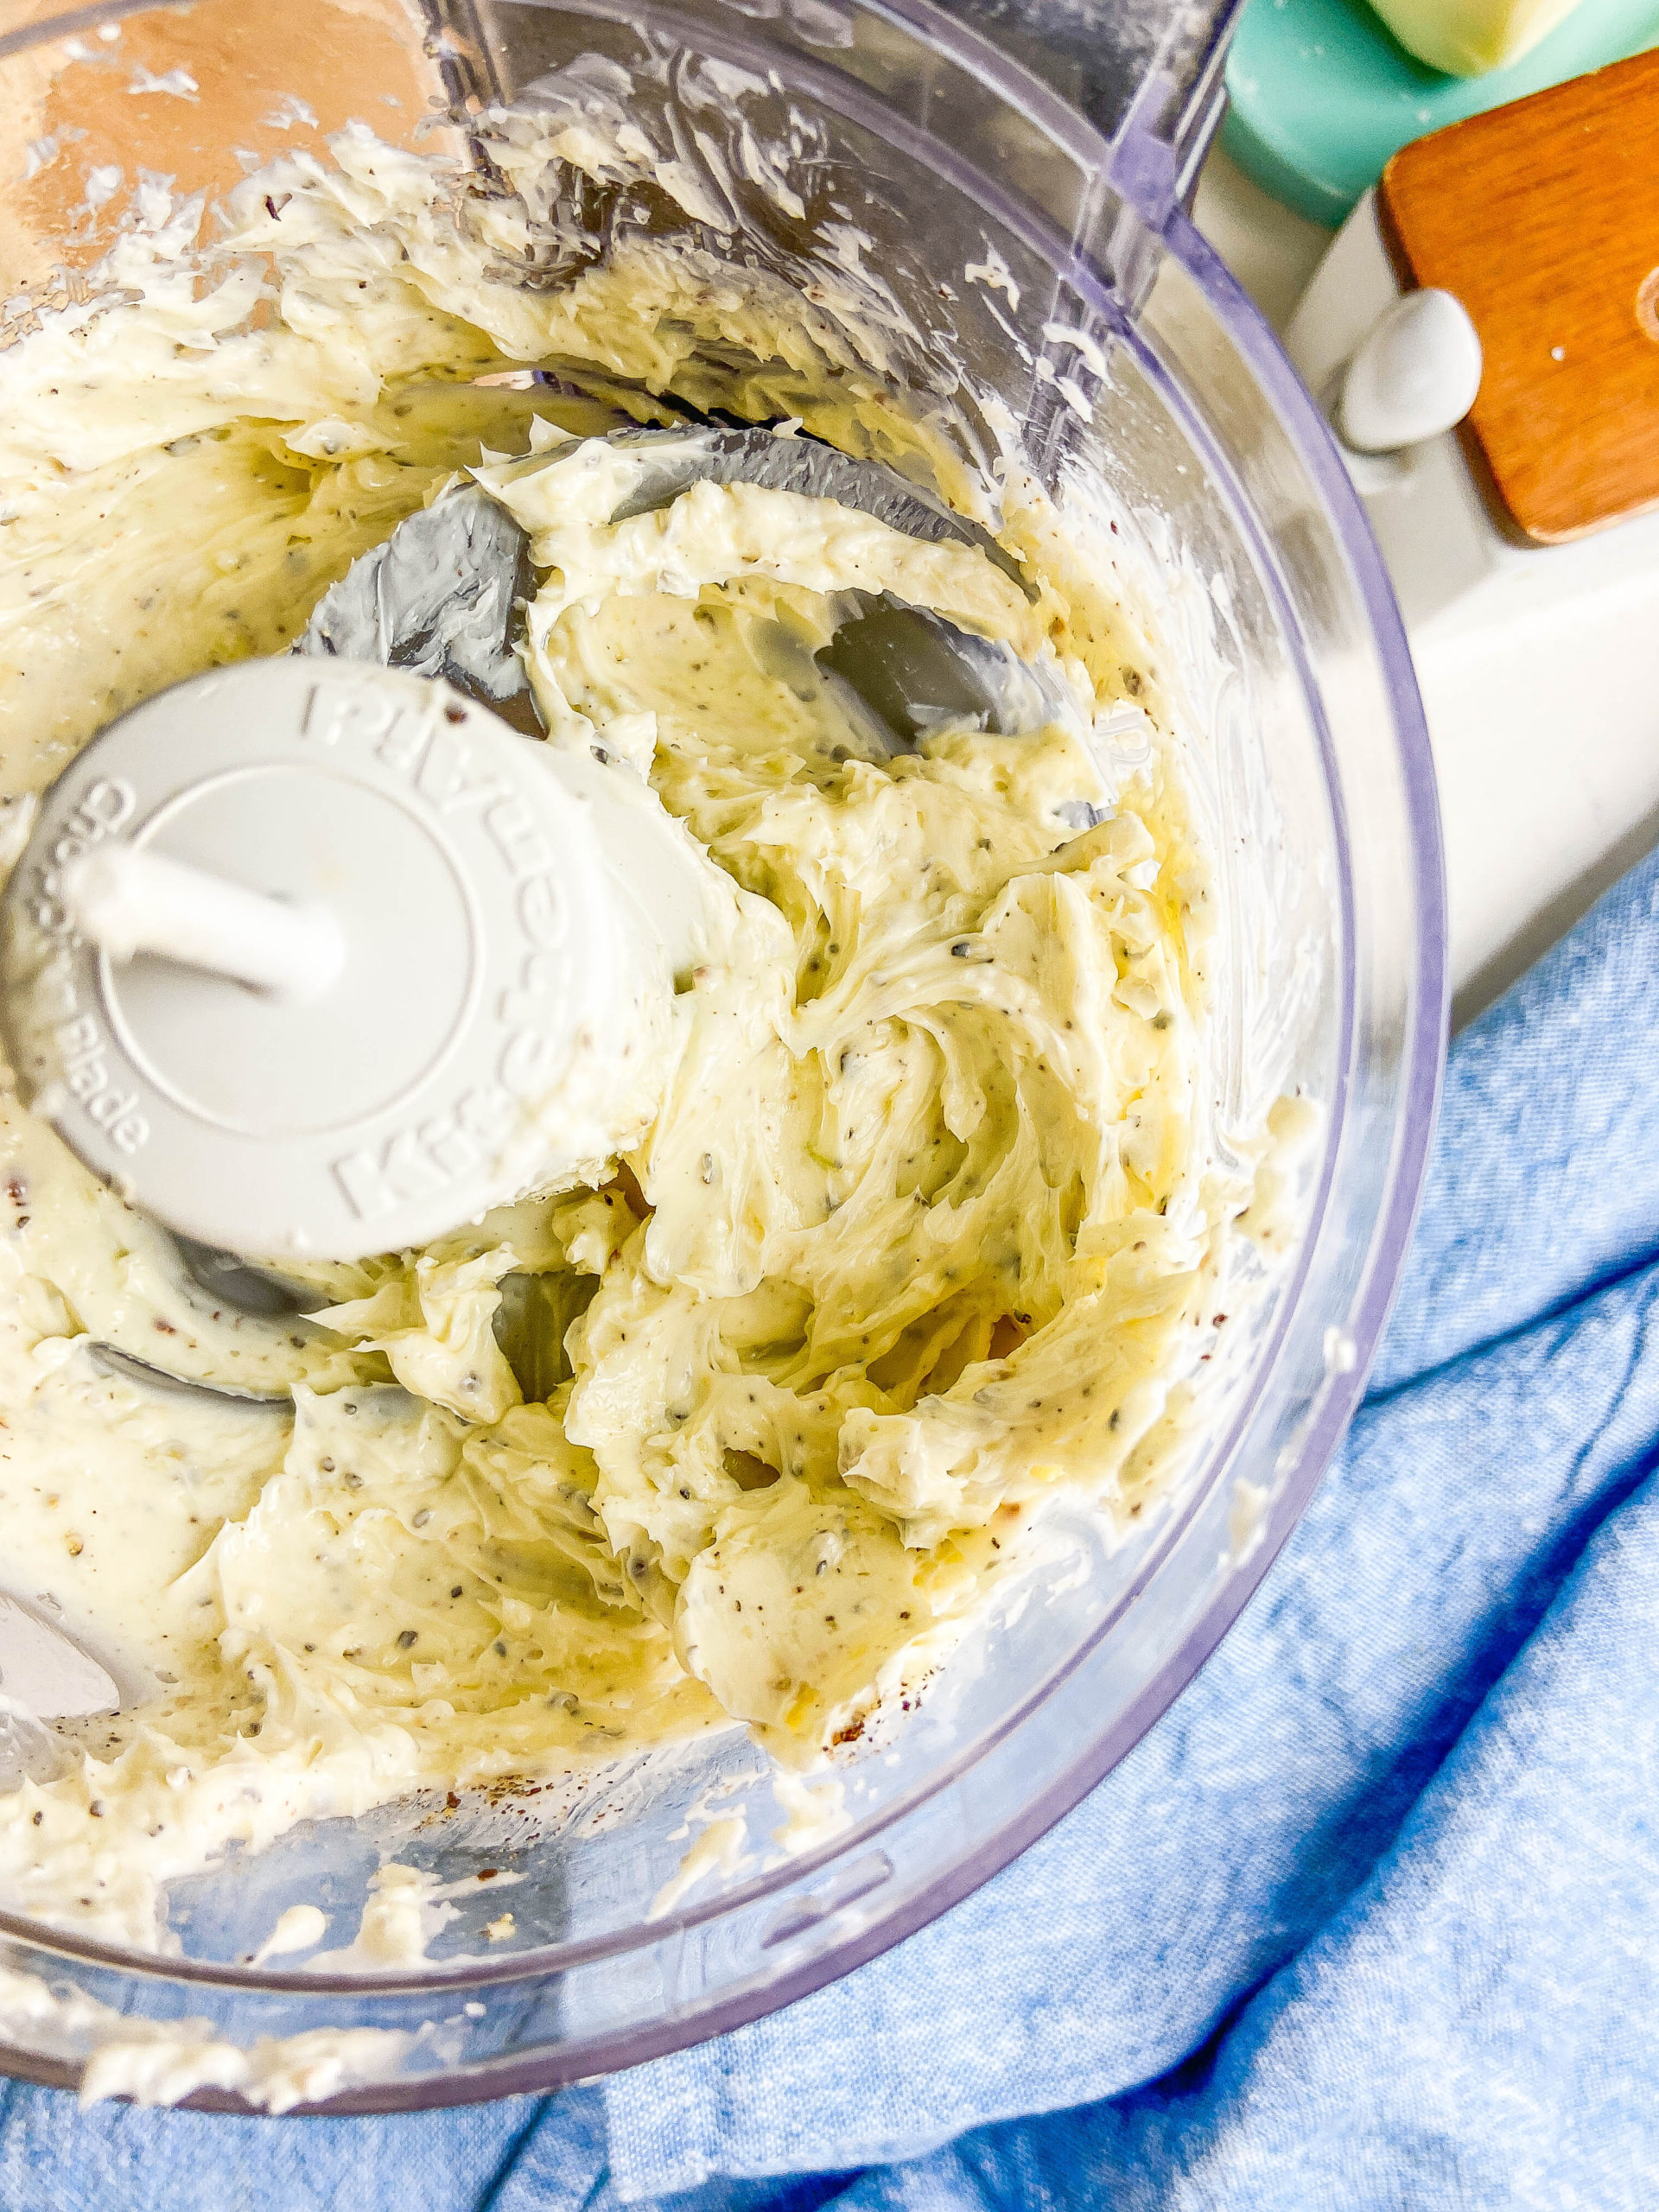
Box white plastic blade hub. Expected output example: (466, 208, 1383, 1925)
(0, 663, 721, 1262)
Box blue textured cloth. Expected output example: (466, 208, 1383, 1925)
(6, 846, 1659, 2210)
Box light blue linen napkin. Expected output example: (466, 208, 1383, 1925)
(5, 844, 1657, 2211)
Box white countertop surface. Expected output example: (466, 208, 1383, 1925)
(1193, 144, 1659, 1027)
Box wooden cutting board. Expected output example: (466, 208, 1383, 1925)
(1378, 46, 1659, 544)
(0, 0, 439, 302)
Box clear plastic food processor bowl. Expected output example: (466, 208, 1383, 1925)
(0, 0, 1445, 2110)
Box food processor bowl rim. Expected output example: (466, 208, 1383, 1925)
(309, 207, 1452, 2110)
(0, 0, 1446, 2104)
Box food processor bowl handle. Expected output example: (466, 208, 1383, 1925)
(938, 0, 1244, 200)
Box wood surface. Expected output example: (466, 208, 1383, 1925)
(1379, 47, 1659, 544)
(0, 0, 439, 304)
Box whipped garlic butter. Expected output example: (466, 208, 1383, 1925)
(0, 119, 1251, 1956)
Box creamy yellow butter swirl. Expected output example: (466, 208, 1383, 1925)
(0, 126, 1234, 1949)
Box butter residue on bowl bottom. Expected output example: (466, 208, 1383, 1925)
(0, 118, 1260, 1955)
